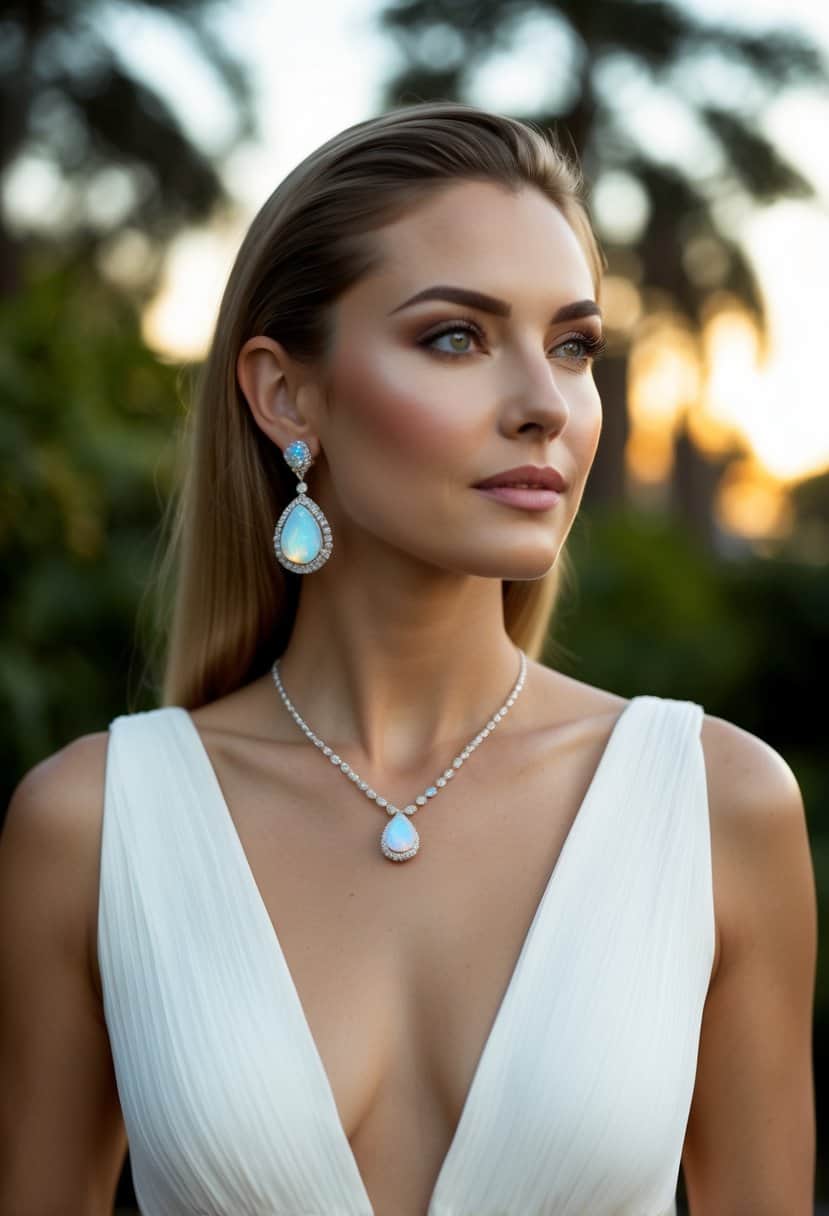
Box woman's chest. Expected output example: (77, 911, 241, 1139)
(207, 733, 597, 1137)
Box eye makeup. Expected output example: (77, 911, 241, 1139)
(416, 316, 607, 367)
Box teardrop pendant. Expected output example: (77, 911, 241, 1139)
(274, 494, 333, 573)
(380, 811, 420, 862)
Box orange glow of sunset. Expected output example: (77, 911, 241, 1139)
(623, 298, 827, 538)
(716, 456, 795, 540)
(626, 314, 703, 484)
(700, 303, 828, 485)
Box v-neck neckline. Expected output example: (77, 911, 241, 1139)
(174, 695, 643, 1216)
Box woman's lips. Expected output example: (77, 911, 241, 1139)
(474, 486, 562, 510)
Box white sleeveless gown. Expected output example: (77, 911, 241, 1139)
(98, 695, 714, 1215)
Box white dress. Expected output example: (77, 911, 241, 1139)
(98, 695, 713, 1215)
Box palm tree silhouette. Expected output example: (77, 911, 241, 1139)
(0, 0, 257, 298)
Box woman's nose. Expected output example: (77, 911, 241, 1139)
(500, 354, 570, 438)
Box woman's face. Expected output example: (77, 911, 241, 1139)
(311, 178, 604, 581)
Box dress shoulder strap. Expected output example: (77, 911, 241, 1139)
(623, 694, 714, 970)
(99, 706, 259, 961)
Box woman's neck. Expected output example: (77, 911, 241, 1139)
(273, 569, 524, 774)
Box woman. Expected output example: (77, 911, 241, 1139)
(0, 101, 817, 1215)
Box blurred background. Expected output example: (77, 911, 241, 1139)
(1, 0, 827, 1207)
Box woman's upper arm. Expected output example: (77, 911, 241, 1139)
(0, 732, 127, 1216)
(682, 715, 817, 1215)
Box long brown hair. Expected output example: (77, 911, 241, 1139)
(149, 101, 605, 709)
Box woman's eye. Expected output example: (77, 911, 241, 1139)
(419, 323, 606, 365)
(552, 334, 607, 365)
(420, 323, 482, 357)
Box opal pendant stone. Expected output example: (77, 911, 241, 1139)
(281, 502, 321, 564)
(273, 493, 333, 574)
(381, 811, 420, 862)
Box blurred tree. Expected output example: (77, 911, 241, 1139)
(374, 0, 828, 533)
(788, 468, 829, 562)
(0, 256, 184, 792)
(0, 0, 255, 299)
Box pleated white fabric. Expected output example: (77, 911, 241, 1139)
(98, 694, 714, 1216)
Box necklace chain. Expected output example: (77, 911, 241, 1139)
(269, 647, 528, 861)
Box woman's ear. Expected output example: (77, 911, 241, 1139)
(236, 335, 322, 457)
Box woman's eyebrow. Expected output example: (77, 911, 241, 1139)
(387, 284, 602, 323)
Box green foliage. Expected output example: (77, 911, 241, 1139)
(549, 506, 747, 704)
(0, 254, 186, 786)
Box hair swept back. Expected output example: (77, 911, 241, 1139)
(146, 100, 605, 709)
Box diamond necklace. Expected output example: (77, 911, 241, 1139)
(269, 646, 528, 862)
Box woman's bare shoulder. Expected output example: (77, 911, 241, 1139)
(6, 730, 110, 855)
(698, 710, 804, 822)
(697, 710, 812, 985)
(3, 730, 111, 1000)
(698, 712, 808, 925)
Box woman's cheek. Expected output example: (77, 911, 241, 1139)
(336, 346, 480, 463)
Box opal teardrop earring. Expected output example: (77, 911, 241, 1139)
(273, 440, 333, 573)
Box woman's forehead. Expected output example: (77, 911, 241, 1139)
(350, 186, 596, 315)
(380, 179, 576, 244)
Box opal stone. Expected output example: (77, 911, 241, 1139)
(280, 503, 322, 565)
(381, 811, 419, 855)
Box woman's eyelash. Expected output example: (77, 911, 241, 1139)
(418, 319, 608, 364)
(417, 318, 485, 352)
(561, 332, 608, 361)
